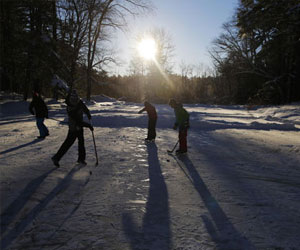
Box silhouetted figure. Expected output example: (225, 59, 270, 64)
(168, 99, 189, 154)
(51, 90, 93, 167)
(29, 91, 49, 139)
(138, 101, 157, 142)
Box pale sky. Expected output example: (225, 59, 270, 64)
(111, 0, 238, 75)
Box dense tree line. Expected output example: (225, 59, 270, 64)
(1, 0, 299, 104)
(210, 0, 300, 104)
(90, 73, 216, 104)
(0, 0, 150, 100)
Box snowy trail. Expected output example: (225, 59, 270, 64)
(1, 99, 300, 249)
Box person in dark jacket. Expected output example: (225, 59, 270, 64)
(168, 99, 189, 154)
(29, 91, 49, 139)
(51, 89, 93, 167)
(138, 101, 157, 142)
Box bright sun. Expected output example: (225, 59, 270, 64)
(137, 38, 157, 60)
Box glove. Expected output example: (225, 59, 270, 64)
(82, 121, 93, 131)
(89, 124, 94, 131)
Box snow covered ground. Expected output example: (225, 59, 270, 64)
(1, 94, 300, 250)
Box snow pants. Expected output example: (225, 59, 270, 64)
(147, 118, 157, 140)
(179, 128, 188, 152)
(53, 129, 85, 162)
(36, 118, 49, 137)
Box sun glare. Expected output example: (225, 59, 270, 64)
(137, 38, 157, 60)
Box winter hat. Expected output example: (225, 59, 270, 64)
(69, 89, 79, 106)
(168, 98, 177, 107)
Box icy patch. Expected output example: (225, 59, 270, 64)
(126, 200, 147, 204)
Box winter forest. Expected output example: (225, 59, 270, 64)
(1, 0, 300, 105)
(1, 1, 300, 250)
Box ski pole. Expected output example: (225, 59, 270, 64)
(167, 140, 179, 153)
(90, 119, 99, 166)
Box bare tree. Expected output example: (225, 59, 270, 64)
(128, 55, 144, 76)
(55, 0, 90, 87)
(85, 0, 152, 100)
(130, 27, 175, 102)
(149, 27, 175, 74)
(179, 61, 192, 85)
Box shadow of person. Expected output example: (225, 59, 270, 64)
(0, 168, 56, 235)
(122, 143, 172, 250)
(1, 164, 83, 250)
(0, 138, 42, 155)
(174, 154, 255, 250)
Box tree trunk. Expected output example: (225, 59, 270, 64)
(86, 68, 92, 101)
(24, 5, 35, 100)
(24, 57, 32, 100)
(52, 1, 58, 100)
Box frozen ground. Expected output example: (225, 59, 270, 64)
(1, 94, 300, 250)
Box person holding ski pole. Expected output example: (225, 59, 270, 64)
(51, 89, 93, 167)
(29, 90, 49, 139)
(168, 99, 190, 154)
(138, 101, 157, 142)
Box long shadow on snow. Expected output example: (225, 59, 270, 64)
(0, 164, 84, 250)
(0, 116, 35, 126)
(0, 138, 43, 155)
(90, 114, 172, 129)
(0, 168, 56, 234)
(122, 143, 171, 250)
(45, 175, 91, 242)
(187, 131, 300, 247)
(0, 110, 66, 127)
(191, 132, 300, 188)
(189, 111, 255, 119)
(88, 112, 299, 132)
(172, 154, 255, 250)
(0, 101, 29, 117)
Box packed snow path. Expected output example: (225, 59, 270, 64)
(1, 98, 300, 249)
